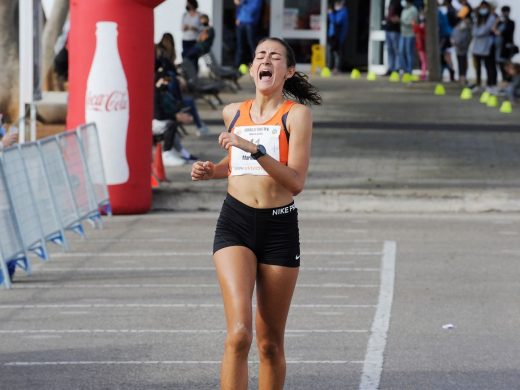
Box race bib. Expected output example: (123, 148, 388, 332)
(230, 125, 281, 176)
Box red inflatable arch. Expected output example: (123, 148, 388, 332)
(67, 0, 165, 214)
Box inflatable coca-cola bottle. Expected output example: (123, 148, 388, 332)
(85, 21, 129, 185)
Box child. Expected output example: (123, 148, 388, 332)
(451, 15, 473, 86)
(413, 12, 427, 80)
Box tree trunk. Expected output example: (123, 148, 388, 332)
(425, 0, 441, 82)
(0, 1, 20, 123)
(41, 0, 69, 91)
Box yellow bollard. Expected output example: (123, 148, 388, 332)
(499, 101, 513, 113)
(460, 87, 472, 100)
(311, 44, 326, 75)
(434, 84, 446, 95)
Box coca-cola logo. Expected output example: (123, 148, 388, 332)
(86, 91, 129, 112)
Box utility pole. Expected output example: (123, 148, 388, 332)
(425, 0, 441, 82)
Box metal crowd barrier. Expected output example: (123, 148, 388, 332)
(0, 123, 111, 288)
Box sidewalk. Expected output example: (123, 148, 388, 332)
(153, 75, 520, 213)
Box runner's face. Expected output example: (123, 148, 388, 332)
(250, 40, 295, 93)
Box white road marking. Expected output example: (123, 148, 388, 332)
(0, 329, 368, 335)
(35, 266, 379, 272)
(10, 283, 378, 289)
(0, 303, 375, 309)
(359, 240, 397, 390)
(4, 360, 364, 367)
(48, 251, 382, 258)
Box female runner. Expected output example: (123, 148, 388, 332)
(191, 37, 321, 389)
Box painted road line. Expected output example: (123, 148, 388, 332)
(359, 240, 397, 390)
(35, 266, 380, 272)
(4, 360, 365, 367)
(48, 251, 382, 258)
(0, 329, 369, 335)
(0, 303, 376, 309)
(10, 283, 379, 289)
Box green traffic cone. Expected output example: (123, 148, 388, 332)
(479, 91, 490, 104)
(350, 68, 361, 79)
(389, 72, 400, 82)
(238, 64, 249, 75)
(320, 67, 331, 78)
(434, 84, 446, 95)
(460, 87, 472, 100)
(486, 95, 498, 108)
(499, 101, 513, 114)
(401, 73, 412, 83)
(367, 71, 377, 81)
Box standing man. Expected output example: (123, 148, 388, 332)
(399, 0, 419, 75)
(383, 0, 403, 76)
(327, 0, 349, 74)
(234, 0, 263, 69)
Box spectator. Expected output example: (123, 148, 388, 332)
(0, 132, 18, 149)
(184, 14, 215, 70)
(153, 69, 199, 166)
(233, 0, 263, 68)
(451, 13, 473, 85)
(438, 1, 456, 81)
(493, 5, 516, 82)
(413, 11, 427, 80)
(457, 0, 473, 21)
(327, 0, 349, 74)
(181, 0, 201, 63)
(383, 0, 403, 76)
(156, 39, 210, 136)
(472, 1, 498, 93)
(399, 0, 418, 75)
(504, 62, 520, 102)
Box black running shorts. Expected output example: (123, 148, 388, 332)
(213, 193, 301, 268)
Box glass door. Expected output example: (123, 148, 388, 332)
(270, 0, 327, 67)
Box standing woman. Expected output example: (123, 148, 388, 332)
(472, 1, 498, 92)
(191, 37, 321, 389)
(181, 0, 201, 63)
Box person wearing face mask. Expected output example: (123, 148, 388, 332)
(493, 6, 516, 83)
(399, 0, 419, 75)
(472, 1, 498, 93)
(181, 0, 201, 66)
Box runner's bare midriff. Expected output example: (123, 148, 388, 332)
(228, 175, 293, 208)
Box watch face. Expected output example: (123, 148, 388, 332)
(258, 144, 266, 155)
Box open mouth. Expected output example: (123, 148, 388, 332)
(259, 70, 273, 80)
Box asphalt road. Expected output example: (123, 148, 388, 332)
(1, 210, 519, 389)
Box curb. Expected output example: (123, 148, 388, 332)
(151, 188, 520, 213)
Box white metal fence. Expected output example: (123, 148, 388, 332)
(0, 123, 111, 288)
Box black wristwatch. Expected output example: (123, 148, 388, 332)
(251, 144, 267, 160)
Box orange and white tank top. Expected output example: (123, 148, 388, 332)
(227, 99, 295, 176)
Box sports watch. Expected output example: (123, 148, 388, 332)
(251, 144, 267, 160)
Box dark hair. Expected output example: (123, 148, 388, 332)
(187, 0, 198, 9)
(501, 6, 510, 13)
(255, 37, 322, 106)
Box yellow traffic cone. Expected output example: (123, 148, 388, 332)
(434, 84, 446, 95)
(460, 87, 472, 100)
(486, 95, 498, 107)
(320, 67, 331, 78)
(499, 101, 512, 113)
(479, 91, 490, 104)
(389, 71, 400, 82)
(410, 74, 420, 82)
(238, 64, 249, 75)
(350, 68, 361, 79)
(402, 73, 412, 83)
(367, 71, 377, 81)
